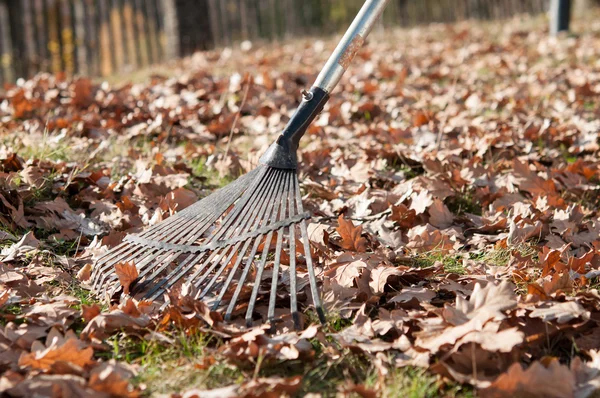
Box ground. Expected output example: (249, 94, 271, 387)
(1, 11, 600, 398)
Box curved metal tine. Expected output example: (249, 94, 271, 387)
(267, 172, 292, 324)
(130, 193, 242, 292)
(94, 248, 164, 294)
(245, 229, 274, 327)
(96, 172, 248, 292)
(196, 242, 241, 298)
(102, 249, 177, 298)
(207, 166, 272, 243)
(134, 166, 257, 239)
(92, 245, 155, 291)
(91, 243, 129, 286)
(210, 169, 284, 312)
(288, 177, 300, 329)
(145, 252, 205, 300)
(91, 209, 204, 290)
(194, 170, 283, 297)
(247, 171, 291, 326)
(126, 207, 223, 289)
(295, 179, 325, 323)
(225, 170, 285, 321)
(210, 240, 253, 311)
(92, 168, 265, 297)
(91, 242, 129, 281)
(93, 166, 257, 284)
(144, 168, 279, 301)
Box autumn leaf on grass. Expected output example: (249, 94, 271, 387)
(19, 330, 95, 371)
(115, 262, 138, 295)
(529, 301, 590, 324)
(369, 266, 402, 295)
(76, 263, 92, 282)
(88, 361, 139, 398)
(81, 304, 102, 323)
(336, 215, 367, 252)
(325, 259, 367, 288)
(428, 199, 453, 229)
(482, 360, 574, 398)
(0, 288, 9, 308)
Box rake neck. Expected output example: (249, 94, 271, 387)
(260, 0, 390, 169)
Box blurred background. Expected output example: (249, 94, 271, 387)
(0, 0, 597, 86)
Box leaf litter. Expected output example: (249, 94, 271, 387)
(1, 13, 600, 397)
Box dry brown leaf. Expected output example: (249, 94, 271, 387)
(88, 361, 139, 398)
(529, 301, 590, 324)
(81, 304, 101, 323)
(0, 288, 9, 308)
(428, 199, 453, 229)
(369, 266, 402, 295)
(76, 263, 92, 282)
(482, 360, 574, 398)
(336, 215, 368, 252)
(114, 262, 139, 295)
(19, 336, 95, 371)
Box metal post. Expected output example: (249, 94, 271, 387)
(550, 0, 571, 36)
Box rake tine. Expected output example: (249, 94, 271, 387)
(208, 166, 271, 243)
(92, 207, 202, 289)
(197, 242, 241, 298)
(145, 252, 204, 300)
(144, 168, 278, 300)
(192, 177, 277, 296)
(224, 237, 262, 321)
(223, 169, 284, 320)
(295, 180, 326, 324)
(245, 230, 274, 327)
(92, 245, 156, 291)
(289, 220, 299, 328)
(92, 167, 263, 291)
(211, 238, 253, 311)
(245, 172, 288, 325)
(193, 244, 238, 293)
(267, 172, 292, 324)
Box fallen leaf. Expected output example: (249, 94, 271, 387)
(114, 262, 139, 295)
(336, 215, 368, 252)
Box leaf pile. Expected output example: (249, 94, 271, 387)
(2, 14, 600, 397)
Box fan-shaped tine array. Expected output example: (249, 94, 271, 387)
(90, 165, 324, 327)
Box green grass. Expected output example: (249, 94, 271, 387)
(117, 327, 474, 397)
(0, 304, 23, 326)
(445, 192, 482, 216)
(411, 244, 538, 277)
(412, 252, 466, 275)
(383, 367, 474, 398)
(187, 156, 235, 190)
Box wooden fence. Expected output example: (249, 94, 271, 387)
(0, 0, 552, 86)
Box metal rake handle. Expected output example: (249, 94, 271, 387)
(314, 0, 390, 93)
(260, 0, 390, 169)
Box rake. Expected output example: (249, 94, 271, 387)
(90, 0, 390, 328)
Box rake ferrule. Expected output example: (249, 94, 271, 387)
(259, 86, 329, 169)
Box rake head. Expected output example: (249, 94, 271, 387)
(90, 0, 390, 328)
(90, 164, 325, 328)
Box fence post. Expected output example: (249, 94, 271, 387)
(74, 0, 88, 75)
(160, 0, 179, 59)
(110, 0, 125, 72)
(550, 0, 571, 35)
(0, 0, 13, 84)
(22, 0, 37, 77)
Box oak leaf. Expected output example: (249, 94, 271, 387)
(482, 360, 574, 398)
(369, 266, 402, 294)
(114, 262, 138, 295)
(19, 334, 94, 371)
(336, 215, 367, 252)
